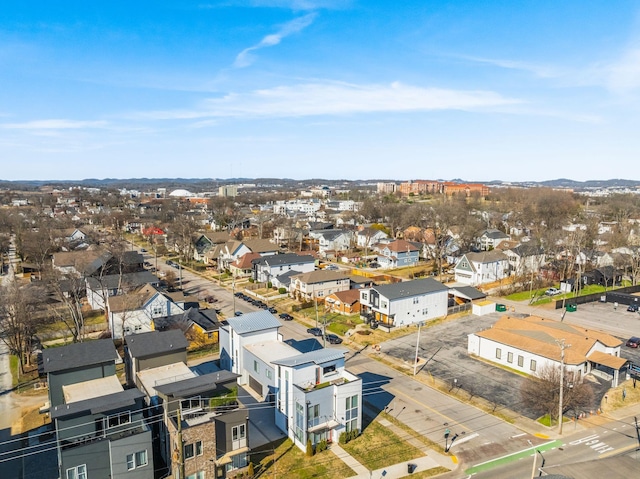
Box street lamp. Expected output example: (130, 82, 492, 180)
(556, 339, 570, 435)
(413, 320, 425, 376)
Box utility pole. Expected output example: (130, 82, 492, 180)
(177, 408, 184, 479)
(414, 321, 423, 376)
(556, 339, 570, 435)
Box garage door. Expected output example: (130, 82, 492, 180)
(249, 375, 263, 396)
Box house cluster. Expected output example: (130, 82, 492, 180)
(42, 310, 362, 479)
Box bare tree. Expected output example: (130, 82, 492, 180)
(45, 267, 87, 343)
(520, 364, 594, 424)
(0, 281, 48, 372)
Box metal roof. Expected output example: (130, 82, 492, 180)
(371, 278, 448, 300)
(254, 253, 315, 266)
(272, 348, 347, 367)
(43, 339, 119, 373)
(226, 310, 281, 335)
(50, 387, 144, 420)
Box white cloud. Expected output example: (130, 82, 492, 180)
(460, 56, 565, 79)
(200, 1, 348, 11)
(1, 119, 108, 130)
(137, 81, 521, 120)
(604, 47, 640, 93)
(233, 13, 316, 68)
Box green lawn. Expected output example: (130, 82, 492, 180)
(342, 421, 424, 470)
(252, 438, 355, 479)
(505, 283, 621, 303)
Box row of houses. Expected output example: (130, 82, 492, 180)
(42, 310, 362, 479)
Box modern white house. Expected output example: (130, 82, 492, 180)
(218, 311, 362, 453)
(476, 228, 510, 251)
(454, 250, 509, 286)
(468, 315, 627, 387)
(359, 278, 449, 329)
(273, 349, 362, 451)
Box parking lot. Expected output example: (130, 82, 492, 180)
(380, 300, 640, 419)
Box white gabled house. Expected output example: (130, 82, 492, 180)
(252, 253, 315, 284)
(454, 250, 509, 286)
(359, 278, 449, 330)
(356, 228, 389, 249)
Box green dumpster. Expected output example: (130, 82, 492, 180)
(566, 304, 577, 312)
(496, 304, 507, 312)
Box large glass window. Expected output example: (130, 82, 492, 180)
(308, 404, 320, 428)
(345, 395, 358, 432)
(107, 411, 131, 428)
(295, 402, 304, 441)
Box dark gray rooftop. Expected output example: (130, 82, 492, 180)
(50, 387, 144, 420)
(125, 330, 189, 358)
(43, 339, 119, 373)
(449, 286, 486, 300)
(155, 370, 239, 398)
(371, 278, 448, 300)
(253, 253, 315, 267)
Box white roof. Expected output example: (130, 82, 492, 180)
(63, 375, 123, 404)
(244, 341, 298, 365)
(137, 362, 196, 398)
(169, 189, 194, 197)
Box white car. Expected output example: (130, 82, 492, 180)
(545, 287, 561, 296)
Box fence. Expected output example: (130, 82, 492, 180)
(553, 284, 640, 309)
(448, 303, 472, 315)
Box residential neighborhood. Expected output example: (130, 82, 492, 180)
(3, 179, 640, 478)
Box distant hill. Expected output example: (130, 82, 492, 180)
(1, 177, 639, 191)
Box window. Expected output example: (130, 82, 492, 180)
(152, 305, 163, 315)
(186, 472, 205, 479)
(530, 360, 537, 372)
(253, 360, 259, 373)
(107, 411, 131, 428)
(495, 348, 501, 359)
(196, 440, 203, 456)
(362, 293, 368, 301)
(295, 402, 304, 441)
(517, 355, 524, 367)
(507, 352, 513, 363)
(381, 301, 387, 308)
(266, 369, 272, 380)
(66, 465, 87, 479)
(345, 395, 358, 432)
(413, 297, 419, 304)
(323, 364, 336, 375)
(127, 450, 148, 470)
(184, 443, 194, 459)
(181, 396, 203, 412)
(422, 308, 428, 315)
(226, 453, 248, 472)
(308, 404, 320, 428)
(232, 424, 246, 442)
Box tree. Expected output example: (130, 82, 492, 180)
(0, 281, 49, 373)
(520, 364, 594, 424)
(46, 267, 87, 343)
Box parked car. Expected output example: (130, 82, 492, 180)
(369, 262, 380, 269)
(325, 264, 339, 271)
(307, 327, 323, 336)
(627, 303, 639, 312)
(545, 287, 561, 296)
(234, 311, 244, 316)
(324, 333, 343, 344)
(268, 307, 277, 314)
(205, 296, 217, 303)
(234, 292, 243, 297)
(626, 337, 640, 348)
(279, 313, 293, 321)
(140, 248, 147, 253)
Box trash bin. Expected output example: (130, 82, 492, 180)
(496, 304, 507, 312)
(566, 304, 577, 312)
(407, 463, 416, 474)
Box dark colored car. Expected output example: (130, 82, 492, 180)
(206, 296, 217, 303)
(234, 292, 243, 297)
(626, 337, 640, 348)
(627, 303, 639, 312)
(307, 327, 323, 336)
(279, 313, 293, 321)
(324, 333, 343, 344)
(268, 307, 278, 314)
(234, 311, 243, 316)
(140, 248, 147, 253)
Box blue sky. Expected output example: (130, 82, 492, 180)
(2, 1, 640, 182)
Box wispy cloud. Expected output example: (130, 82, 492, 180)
(1, 119, 108, 130)
(603, 46, 640, 93)
(137, 81, 521, 120)
(233, 13, 316, 68)
(199, 1, 348, 11)
(460, 55, 566, 79)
